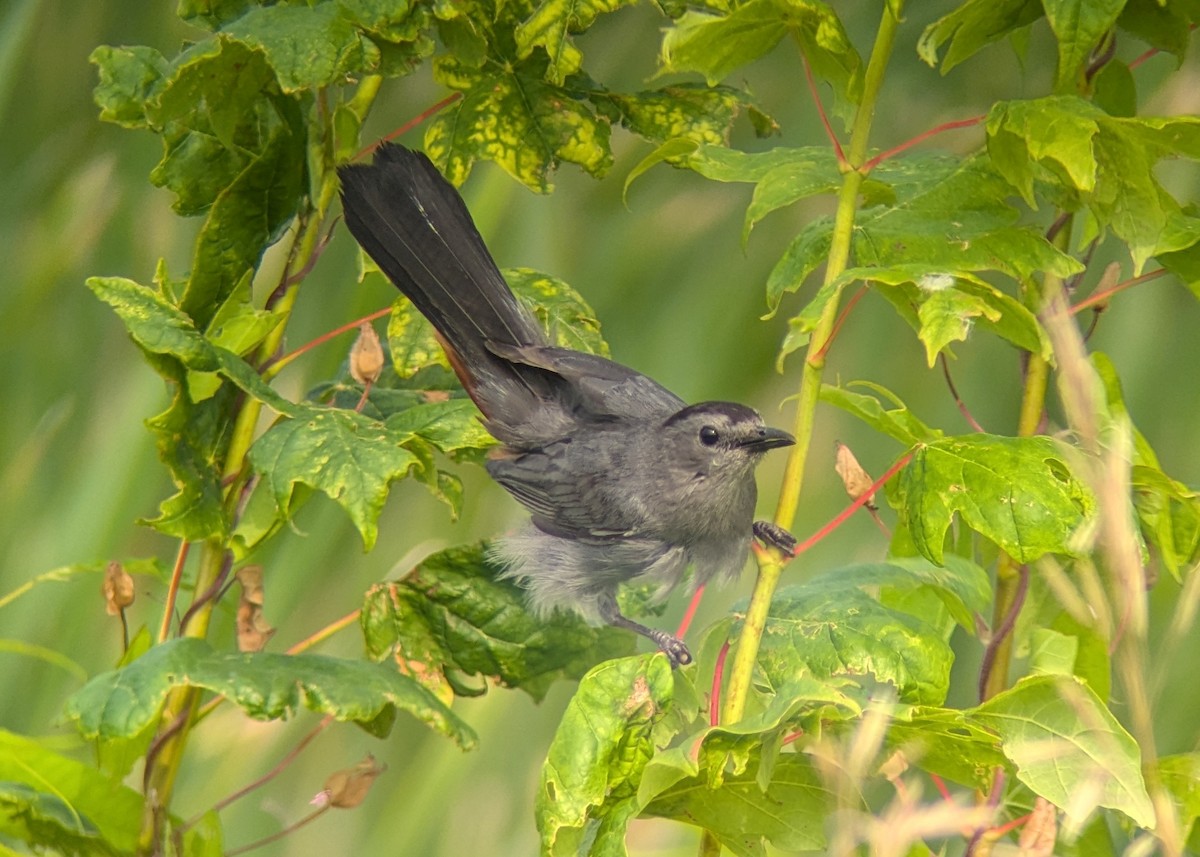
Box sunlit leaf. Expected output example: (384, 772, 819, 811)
(247, 409, 420, 551)
(895, 434, 1096, 565)
(971, 674, 1154, 828)
(426, 55, 612, 191)
(537, 655, 672, 856)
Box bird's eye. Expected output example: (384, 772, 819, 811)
(699, 426, 720, 446)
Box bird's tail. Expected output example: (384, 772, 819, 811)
(338, 144, 550, 422)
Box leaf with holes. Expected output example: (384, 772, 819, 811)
(894, 434, 1095, 565)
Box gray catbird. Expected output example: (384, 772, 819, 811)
(338, 144, 794, 666)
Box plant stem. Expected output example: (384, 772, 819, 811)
(138, 539, 225, 853)
(718, 0, 903, 728)
(979, 216, 1061, 702)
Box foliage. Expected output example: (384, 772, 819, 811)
(3, 0, 1198, 855)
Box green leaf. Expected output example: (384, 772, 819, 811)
(386, 294, 451, 379)
(643, 753, 829, 854)
(0, 729, 143, 854)
(177, 0, 256, 30)
(86, 276, 298, 415)
(600, 84, 750, 148)
(140, 382, 235, 541)
(1043, 0, 1125, 93)
(687, 143, 818, 182)
(766, 215, 833, 318)
(886, 706, 1008, 790)
(536, 655, 673, 856)
(1093, 351, 1200, 578)
(918, 0, 1043, 73)
(641, 673, 857, 802)
(819, 381, 943, 446)
(853, 153, 1082, 283)
(89, 44, 167, 128)
(64, 638, 476, 746)
(247, 409, 420, 551)
(180, 107, 306, 328)
(1092, 59, 1137, 118)
(204, 270, 286, 358)
(895, 434, 1096, 565)
(361, 542, 635, 703)
(750, 581, 955, 705)
(87, 277, 218, 370)
(1157, 754, 1200, 838)
(516, 0, 637, 85)
(915, 286, 998, 366)
(742, 147, 841, 245)
(222, 2, 380, 93)
(506, 267, 609, 355)
(384, 400, 494, 456)
(661, 0, 861, 115)
(987, 97, 1200, 271)
(1117, 0, 1199, 62)
(181, 811, 224, 857)
(0, 783, 117, 857)
(830, 556, 993, 634)
(971, 674, 1154, 828)
(425, 55, 612, 191)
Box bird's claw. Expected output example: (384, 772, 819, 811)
(753, 520, 797, 557)
(653, 632, 693, 668)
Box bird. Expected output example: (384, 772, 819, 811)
(337, 144, 794, 666)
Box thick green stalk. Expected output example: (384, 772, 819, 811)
(135, 82, 380, 854)
(137, 540, 225, 853)
(719, 2, 903, 726)
(979, 215, 1063, 702)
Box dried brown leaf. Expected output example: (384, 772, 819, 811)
(1017, 797, 1057, 856)
(235, 564, 275, 653)
(102, 561, 134, 616)
(350, 322, 384, 386)
(321, 754, 387, 809)
(834, 441, 877, 509)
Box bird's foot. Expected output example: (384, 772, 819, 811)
(753, 520, 797, 557)
(649, 630, 693, 668)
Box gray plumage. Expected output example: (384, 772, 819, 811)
(338, 145, 793, 665)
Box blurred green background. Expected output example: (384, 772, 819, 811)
(2, 1, 1198, 854)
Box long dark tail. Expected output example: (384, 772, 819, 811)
(338, 144, 549, 421)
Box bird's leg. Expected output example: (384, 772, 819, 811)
(598, 595, 693, 667)
(753, 520, 797, 557)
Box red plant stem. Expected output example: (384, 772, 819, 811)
(676, 585, 706, 639)
(710, 640, 730, 727)
(811, 285, 867, 363)
(355, 92, 464, 161)
(788, 450, 913, 558)
(930, 772, 953, 803)
(978, 565, 1030, 702)
(158, 541, 192, 643)
(802, 52, 846, 166)
(183, 715, 335, 832)
(861, 115, 985, 173)
(266, 306, 391, 377)
(988, 812, 1032, 837)
(939, 352, 985, 432)
(225, 805, 330, 857)
(1071, 268, 1167, 314)
(1129, 26, 1197, 70)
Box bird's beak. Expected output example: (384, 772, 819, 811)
(738, 426, 795, 452)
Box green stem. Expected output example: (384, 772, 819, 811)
(137, 540, 224, 853)
(979, 217, 1061, 702)
(135, 81, 382, 855)
(719, 1, 903, 727)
